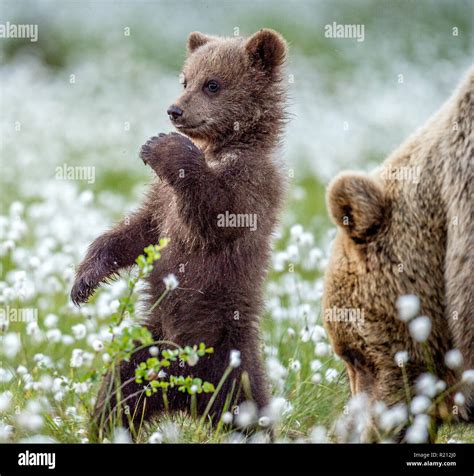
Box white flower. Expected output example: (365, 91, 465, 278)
(26, 321, 42, 339)
(266, 356, 287, 388)
(54, 392, 64, 402)
(286, 244, 299, 261)
(311, 373, 322, 384)
(314, 342, 331, 357)
(10, 201, 24, 216)
(70, 349, 84, 368)
(258, 416, 271, 428)
(379, 404, 408, 432)
(290, 224, 304, 240)
(299, 232, 314, 247)
(52, 378, 64, 393)
(235, 401, 257, 428)
(410, 395, 431, 414)
(394, 351, 409, 366)
(221, 412, 233, 424)
(14, 270, 26, 283)
(309, 247, 323, 268)
(163, 274, 178, 291)
(16, 365, 28, 375)
(300, 326, 311, 342)
(445, 349, 463, 369)
(149, 346, 159, 356)
(405, 414, 430, 443)
(40, 375, 53, 390)
(310, 325, 326, 343)
(112, 427, 131, 444)
(148, 431, 163, 444)
(29, 256, 40, 269)
(454, 392, 465, 406)
(92, 339, 104, 352)
(65, 407, 77, 418)
(409, 316, 431, 342)
(0, 423, 13, 442)
(3, 333, 21, 358)
(325, 368, 338, 383)
(395, 294, 420, 322)
(102, 353, 111, 364)
(46, 329, 62, 343)
(72, 323, 87, 340)
(262, 397, 290, 423)
(229, 350, 241, 368)
(0, 391, 12, 412)
(73, 382, 90, 394)
(415, 373, 437, 398)
(462, 369, 474, 384)
(310, 359, 323, 372)
(34, 353, 53, 369)
(17, 412, 43, 431)
(287, 327, 296, 338)
(187, 352, 199, 367)
(109, 300, 120, 313)
(310, 425, 327, 443)
(290, 359, 301, 372)
(162, 421, 180, 443)
(79, 190, 94, 205)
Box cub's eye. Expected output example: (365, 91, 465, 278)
(205, 80, 220, 93)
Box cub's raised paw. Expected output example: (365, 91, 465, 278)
(139, 133, 202, 172)
(139, 134, 167, 166)
(70, 274, 98, 306)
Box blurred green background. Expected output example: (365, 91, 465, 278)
(1, 0, 473, 232)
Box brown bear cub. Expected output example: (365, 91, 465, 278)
(323, 67, 473, 442)
(71, 29, 288, 435)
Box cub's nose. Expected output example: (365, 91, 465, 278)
(167, 105, 184, 120)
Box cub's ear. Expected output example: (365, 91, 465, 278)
(327, 172, 388, 244)
(245, 28, 287, 74)
(187, 31, 213, 54)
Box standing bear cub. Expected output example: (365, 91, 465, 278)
(71, 29, 288, 434)
(323, 67, 473, 441)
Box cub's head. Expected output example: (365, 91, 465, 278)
(167, 29, 287, 145)
(323, 172, 454, 435)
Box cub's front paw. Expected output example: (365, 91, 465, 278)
(139, 133, 167, 167)
(139, 133, 202, 177)
(70, 271, 99, 306)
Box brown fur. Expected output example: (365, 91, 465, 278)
(323, 67, 473, 440)
(71, 29, 288, 433)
